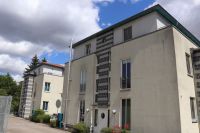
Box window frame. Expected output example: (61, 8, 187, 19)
(185, 53, 192, 76)
(190, 97, 198, 123)
(79, 100, 85, 122)
(121, 98, 131, 130)
(80, 68, 86, 93)
(85, 44, 91, 55)
(42, 101, 49, 111)
(121, 59, 131, 89)
(123, 26, 132, 42)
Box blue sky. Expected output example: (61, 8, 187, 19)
(45, 0, 155, 65)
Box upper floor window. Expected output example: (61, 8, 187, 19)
(186, 53, 192, 75)
(80, 69, 86, 93)
(43, 101, 48, 111)
(124, 26, 132, 41)
(121, 59, 131, 89)
(45, 82, 50, 92)
(190, 97, 198, 122)
(85, 44, 91, 55)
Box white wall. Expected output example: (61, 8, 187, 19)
(73, 39, 96, 60)
(113, 12, 170, 45)
(41, 65, 63, 76)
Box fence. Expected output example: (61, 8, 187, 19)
(0, 96, 12, 133)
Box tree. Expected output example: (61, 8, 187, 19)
(0, 73, 22, 114)
(42, 57, 47, 63)
(25, 55, 40, 71)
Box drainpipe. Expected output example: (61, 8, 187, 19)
(63, 38, 73, 129)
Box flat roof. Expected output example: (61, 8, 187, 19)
(72, 4, 200, 48)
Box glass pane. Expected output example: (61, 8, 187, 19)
(122, 63, 127, 89)
(186, 54, 191, 74)
(127, 62, 131, 88)
(126, 99, 131, 130)
(190, 98, 195, 119)
(122, 99, 126, 128)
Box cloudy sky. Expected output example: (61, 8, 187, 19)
(0, 0, 199, 82)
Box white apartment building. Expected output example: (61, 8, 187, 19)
(19, 62, 64, 118)
(62, 5, 200, 133)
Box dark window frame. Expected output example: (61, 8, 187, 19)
(122, 99, 131, 130)
(121, 59, 131, 89)
(124, 26, 132, 41)
(190, 97, 198, 123)
(44, 82, 50, 92)
(186, 53, 192, 75)
(85, 44, 91, 55)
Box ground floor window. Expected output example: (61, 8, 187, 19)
(79, 100, 85, 122)
(190, 97, 197, 122)
(122, 99, 131, 130)
(42, 101, 48, 111)
(94, 109, 98, 126)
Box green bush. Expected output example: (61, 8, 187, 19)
(30, 109, 50, 124)
(43, 114, 50, 123)
(121, 129, 130, 133)
(101, 127, 112, 133)
(73, 122, 89, 133)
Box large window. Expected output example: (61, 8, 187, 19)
(79, 100, 85, 122)
(186, 53, 192, 75)
(190, 97, 197, 122)
(121, 59, 131, 89)
(122, 99, 131, 129)
(44, 82, 50, 91)
(85, 44, 91, 55)
(124, 26, 132, 41)
(43, 101, 48, 111)
(80, 69, 86, 93)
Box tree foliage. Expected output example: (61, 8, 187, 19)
(0, 73, 22, 113)
(25, 55, 40, 71)
(42, 57, 47, 63)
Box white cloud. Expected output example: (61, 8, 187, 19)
(12, 74, 23, 82)
(0, 54, 27, 75)
(0, 0, 102, 81)
(150, 0, 200, 39)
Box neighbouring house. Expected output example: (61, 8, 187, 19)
(19, 62, 64, 118)
(61, 4, 200, 133)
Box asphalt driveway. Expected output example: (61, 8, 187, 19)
(7, 116, 68, 133)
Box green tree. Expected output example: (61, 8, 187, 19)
(0, 73, 22, 114)
(42, 57, 47, 63)
(25, 55, 40, 71)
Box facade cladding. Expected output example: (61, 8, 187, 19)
(61, 4, 200, 133)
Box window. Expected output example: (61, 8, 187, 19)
(43, 101, 48, 111)
(44, 82, 50, 91)
(186, 53, 192, 75)
(85, 44, 91, 55)
(121, 59, 131, 89)
(190, 97, 197, 122)
(94, 109, 98, 126)
(124, 26, 132, 41)
(80, 69, 86, 93)
(79, 100, 85, 122)
(122, 99, 131, 129)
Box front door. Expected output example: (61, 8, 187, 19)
(94, 108, 109, 133)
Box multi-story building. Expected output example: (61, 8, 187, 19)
(62, 4, 200, 133)
(19, 62, 64, 118)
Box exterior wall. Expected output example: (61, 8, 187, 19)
(39, 74, 63, 114)
(41, 65, 63, 76)
(73, 39, 96, 60)
(113, 12, 170, 45)
(63, 55, 96, 126)
(173, 27, 199, 133)
(32, 74, 44, 111)
(110, 27, 181, 133)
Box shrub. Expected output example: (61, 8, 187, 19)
(101, 127, 112, 133)
(121, 129, 130, 133)
(73, 122, 89, 133)
(43, 114, 50, 123)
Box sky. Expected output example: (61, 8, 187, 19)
(0, 0, 200, 82)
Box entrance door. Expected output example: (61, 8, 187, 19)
(94, 108, 109, 133)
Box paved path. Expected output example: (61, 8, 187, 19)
(7, 116, 68, 133)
